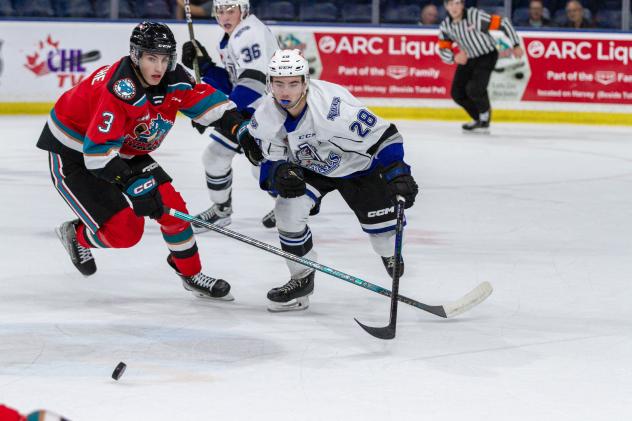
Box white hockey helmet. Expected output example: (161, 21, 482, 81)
(268, 49, 309, 79)
(213, 0, 250, 19)
(267, 49, 310, 109)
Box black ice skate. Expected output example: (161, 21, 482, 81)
(55, 219, 97, 276)
(267, 271, 315, 312)
(191, 199, 232, 234)
(382, 255, 404, 279)
(261, 209, 276, 228)
(167, 255, 234, 301)
(462, 120, 490, 134)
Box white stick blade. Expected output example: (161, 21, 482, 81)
(443, 281, 493, 318)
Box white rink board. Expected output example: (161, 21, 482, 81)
(2, 21, 632, 114)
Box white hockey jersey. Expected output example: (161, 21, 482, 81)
(248, 79, 401, 178)
(217, 14, 279, 109)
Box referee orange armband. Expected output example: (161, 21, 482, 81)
(489, 15, 502, 30)
(437, 40, 453, 49)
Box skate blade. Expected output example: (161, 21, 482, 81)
(267, 295, 310, 313)
(191, 216, 231, 234)
(462, 128, 490, 135)
(54, 225, 69, 252)
(194, 291, 235, 301)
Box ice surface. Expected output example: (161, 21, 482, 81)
(1, 116, 631, 420)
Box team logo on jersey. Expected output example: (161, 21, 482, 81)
(295, 143, 341, 175)
(113, 78, 136, 100)
(126, 113, 174, 152)
(327, 97, 341, 121)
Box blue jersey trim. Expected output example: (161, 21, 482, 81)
(210, 133, 241, 153)
(50, 109, 84, 141)
(343, 143, 405, 179)
(162, 226, 194, 245)
(82, 136, 124, 156)
(230, 85, 262, 112)
(179, 90, 229, 119)
(284, 105, 308, 133)
(202, 66, 233, 96)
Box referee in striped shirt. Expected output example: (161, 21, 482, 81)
(438, 0, 523, 133)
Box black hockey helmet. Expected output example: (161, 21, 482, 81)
(130, 21, 177, 72)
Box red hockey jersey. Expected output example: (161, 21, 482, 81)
(38, 56, 235, 172)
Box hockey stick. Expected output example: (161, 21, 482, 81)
(166, 207, 494, 319)
(355, 196, 405, 339)
(183, 0, 202, 82)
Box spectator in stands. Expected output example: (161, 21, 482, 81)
(526, 0, 551, 27)
(176, 0, 212, 19)
(562, 0, 594, 28)
(419, 4, 440, 25)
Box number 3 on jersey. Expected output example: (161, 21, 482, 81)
(98, 112, 114, 133)
(349, 109, 377, 138)
(241, 44, 261, 63)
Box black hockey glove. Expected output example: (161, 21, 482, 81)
(380, 161, 418, 209)
(237, 123, 263, 166)
(181, 40, 214, 71)
(191, 120, 207, 134)
(211, 109, 245, 138)
(98, 157, 164, 219)
(121, 174, 164, 219)
(274, 163, 306, 198)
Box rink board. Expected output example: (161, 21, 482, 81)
(1, 20, 632, 124)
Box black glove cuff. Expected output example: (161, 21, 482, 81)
(99, 157, 133, 185)
(382, 161, 411, 182)
(213, 109, 246, 138)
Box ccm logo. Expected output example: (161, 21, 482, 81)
(368, 206, 394, 218)
(142, 162, 159, 173)
(133, 178, 156, 195)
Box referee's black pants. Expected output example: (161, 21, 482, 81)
(451, 50, 498, 121)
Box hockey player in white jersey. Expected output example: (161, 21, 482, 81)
(181, 0, 279, 232)
(237, 50, 419, 312)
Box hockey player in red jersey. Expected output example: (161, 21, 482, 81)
(36, 21, 247, 300)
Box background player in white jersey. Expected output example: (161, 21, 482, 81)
(237, 50, 419, 312)
(181, 0, 279, 232)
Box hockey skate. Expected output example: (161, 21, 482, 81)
(267, 271, 314, 312)
(167, 255, 234, 301)
(462, 120, 490, 134)
(191, 200, 232, 234)
(55, 219, 97, 276)
(261, 209, 276, 228)
(381, 255, 404, 279)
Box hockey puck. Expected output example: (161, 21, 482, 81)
(112, 362, 126, 381)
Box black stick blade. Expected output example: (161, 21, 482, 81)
(354, 318, 396, 340)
